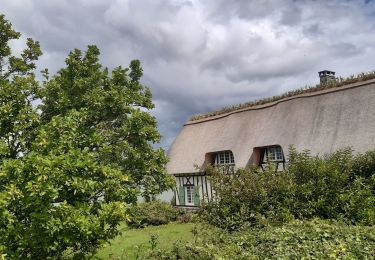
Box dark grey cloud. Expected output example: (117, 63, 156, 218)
(203, 0, 287, 22)
(2, 0, 375, 149)
(303, 24, 323, 38)
(280, 4, 302, 26)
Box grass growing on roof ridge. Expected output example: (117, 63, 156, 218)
(190, 70, 375, 121)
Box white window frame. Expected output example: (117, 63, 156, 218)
(213, 150, 235, 173)
(264, 146, 284, 162)
(185, 186, 194, 206)
(214, 151, 235, 166)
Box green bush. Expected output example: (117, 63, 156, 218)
(145, 220, 375, 259)
(177, 212, 194, 223)
(127, 201, 183, 228)
(287, 148, 352, 219)
(199, 164, 294, 230)
(199, 147, 375, 230)
(340, 177, 375, 225)
(288, 147, 374, 225)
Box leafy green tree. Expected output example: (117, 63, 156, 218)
(0, 14, 41, 159)
(0, 14, 173, 259)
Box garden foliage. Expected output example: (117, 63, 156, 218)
(200, 147, 375, 231)
(0, 15, 173, 259)
(142, 148, 374, 259)
(127, 201, 184, 228)
(145, 220, 375, 259)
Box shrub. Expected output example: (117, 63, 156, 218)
(127, 201, 183, 228)
(199, 147, 375, 230)
(177, 213, 194, 223)
(287, 147, 353, 220)
(288, 147, 374, 225)
(340, 177, 375, 225)
(145, 219, 375, 259)
(200, 164, 294, 230)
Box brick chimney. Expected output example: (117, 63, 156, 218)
(319, 70, 336, 85)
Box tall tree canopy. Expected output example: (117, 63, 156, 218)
(0, 14, 173, 259)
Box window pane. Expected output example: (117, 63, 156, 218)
(186, 186, 194, 204)
(263, 146, 283, 162)
(269, 147, 275, 161)
(220, 153, 224, 164)
(214, 151, 235, 167)
(275, 146, 283, 160)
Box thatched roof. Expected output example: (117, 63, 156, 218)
(190, 71, 375, 121)
(167, 78, 375, 174)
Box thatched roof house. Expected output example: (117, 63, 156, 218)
(167, 71, 375, 208)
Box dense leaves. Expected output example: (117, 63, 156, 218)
(40, 45, 174, 201)
(146, 220, 375, 259)
(127, 201, 184, 228)
(200, 147, 375, 231)
(0, 15, 173, 259)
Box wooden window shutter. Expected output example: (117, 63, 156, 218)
(178, 186, 185, 206)
(194, 186, 200, 206)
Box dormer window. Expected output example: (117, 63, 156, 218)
(214, 150, 235, 166)
(253, 145, 285, 171)
(209, 150, 235, 174)
(264, 146, 283, 162)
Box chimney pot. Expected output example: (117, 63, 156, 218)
(319, 70, 336, 84)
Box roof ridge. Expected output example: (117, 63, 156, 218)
(189, 71, 375, 122)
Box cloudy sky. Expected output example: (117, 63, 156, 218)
(3, 0, 375, 149)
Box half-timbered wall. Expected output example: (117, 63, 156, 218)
(174, 174, 212, 207)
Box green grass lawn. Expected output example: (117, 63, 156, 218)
(95, 222, 194, 259)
